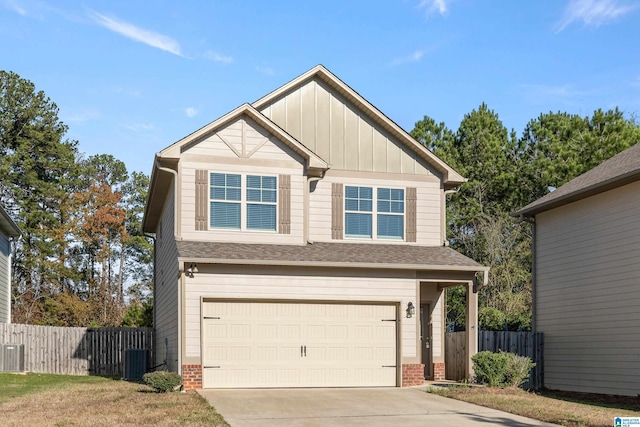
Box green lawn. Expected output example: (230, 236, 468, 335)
(0, 373, 109, 401)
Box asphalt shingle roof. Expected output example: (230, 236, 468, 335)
(176, 241, 483, 269)
(515, 142, 640, 217)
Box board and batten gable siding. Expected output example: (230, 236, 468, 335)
(309, 173, 441, 245)
(0, 233, 10, 323)
(259, 77, 441, 177)
(535, 179, 640, 396)
(184, 265, 418, 364)
(154, 183, 180, 372)
(179, 115, 306, 244)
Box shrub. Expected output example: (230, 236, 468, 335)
(472, 351, 535, 387)
(143, 371, 182, 392)
(472, 351, 510, 386)
(505, 354, 536, 387)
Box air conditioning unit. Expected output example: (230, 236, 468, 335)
(124, 348, 148, 381)
(1, 344, 25, 372)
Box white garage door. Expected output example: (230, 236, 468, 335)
(202, 301, 397, 388)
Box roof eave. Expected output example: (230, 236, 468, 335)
(142, 156, 178, 233)
(0, 206, 21, 237)
(515, 169, 640, 217)
(177, 256, 488, 272)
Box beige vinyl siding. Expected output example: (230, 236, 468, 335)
(309, 173, 441, 245)
(183, 116, 302, 163)
(180, 163, 304, 244)
(178, 115, 306, 244)
(184, 265, 417, 363)
(535, 180, 640, 396)
(0, 233, 10, 323)
(259, 77, 440, 176)
(154, 184, 180, 372)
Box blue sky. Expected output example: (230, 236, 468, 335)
(2, 0, 639, 175)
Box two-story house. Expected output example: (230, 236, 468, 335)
(142, 65, 488, 390)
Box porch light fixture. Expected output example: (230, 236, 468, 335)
(186, 263, 199, 277)
(406, 302, 416, 318)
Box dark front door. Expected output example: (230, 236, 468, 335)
(420, 303, 433, 379)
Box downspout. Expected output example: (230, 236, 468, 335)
(305, 172, 325, 245)
(156, 160, 183, 375)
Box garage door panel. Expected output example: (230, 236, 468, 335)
(202, 301, 397, 388)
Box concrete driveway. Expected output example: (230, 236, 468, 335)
(198, 386, 560, 427)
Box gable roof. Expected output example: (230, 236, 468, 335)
(157, 103, 328, 171)
(143, 103, 329, 232)
(515, 142, 640, 217)
(0, 205, 21, 238)
(253, 65, 466, 188)
(176, 241, 486, 272)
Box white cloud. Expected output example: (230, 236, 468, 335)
(256, 66, 275, 76)
(417, 0, 450, 16)
(556, 0, 636, 32)
(204, 50, 234, 64)
(185, 107, 198, 118)
(3, 0, 27, 16)
(390, 50, 425, 66)
(89, 10, 184, 56)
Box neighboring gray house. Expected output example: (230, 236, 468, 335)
(0, 205, 20, 324)
(516, 142, 640, 396)
(143, 65, 488, 390)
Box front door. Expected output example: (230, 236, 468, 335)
(420, 303, 433, 379)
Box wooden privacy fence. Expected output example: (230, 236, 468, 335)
(0, 323, 153, 376)
(445, 331, 544, 390)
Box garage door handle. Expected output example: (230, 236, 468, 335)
(301, 345, 307, 357)
(382, 365, 396, 368)
(303, 345, 306, 357)
(203, 317, 220, 319)
(204, 366, 220, 369)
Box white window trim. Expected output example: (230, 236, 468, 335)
(344, 185, 405, 241)
(208, 172, 278, 233)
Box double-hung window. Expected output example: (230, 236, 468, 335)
(209, 173, 277, 231)
(246, 175, 276, 230)
(344, 186, 404, 240)
(210, 173, 241, 229)
(345, 186, 373, 238)
(377, 188, 404, 239)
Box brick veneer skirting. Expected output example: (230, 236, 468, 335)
(402, 363, 425, 386)
(433, 362, 445, 380)
(182, 364, 202, 390)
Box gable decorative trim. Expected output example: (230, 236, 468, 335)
(195, 170, 208, 231)
(406, 187, 417, 242)
(331, 183, 344, 240)
(278, 174, 291, 234)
